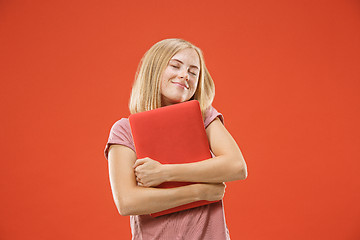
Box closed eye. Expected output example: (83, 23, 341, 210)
(171, 65, 180, 69)
(189, 71, 197, 76)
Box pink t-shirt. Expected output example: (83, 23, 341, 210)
(104, 106, 230, 240)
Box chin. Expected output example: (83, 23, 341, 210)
(162, 96, 189, 106)
(170, 99, 186, 105)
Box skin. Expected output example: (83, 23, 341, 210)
(108, 48, 247, 216)
(160, 48, 200, 106)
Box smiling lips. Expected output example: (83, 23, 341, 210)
(172, 81, 189, 89)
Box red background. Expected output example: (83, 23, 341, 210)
(1, 0, 359, 239)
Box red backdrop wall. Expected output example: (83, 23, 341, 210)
(1, 0, 359, 239)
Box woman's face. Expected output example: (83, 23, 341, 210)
(160, 48, 200, 107)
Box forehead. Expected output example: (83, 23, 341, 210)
(170, 48, 200, 68)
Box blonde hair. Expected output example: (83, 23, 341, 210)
(129, 38, 215, 117)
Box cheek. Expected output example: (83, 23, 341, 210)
(191, 78, 199, 90)
(160, 76, 172, 94)
(160, 71, 170, 86)
(160, 79, 167, 94)
(162, 67, 176, 79)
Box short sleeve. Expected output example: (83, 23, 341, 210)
(204, 106, 224, 128)
(104, 118, 136, 160)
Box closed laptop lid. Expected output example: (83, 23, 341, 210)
(129, 100, 211, 165)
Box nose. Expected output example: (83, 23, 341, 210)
(179, 68, 189, 81)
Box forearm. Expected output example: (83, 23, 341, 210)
(109, 145, 220, 217)
(164, 154, 247, 183)
(118, 184, 201, 216)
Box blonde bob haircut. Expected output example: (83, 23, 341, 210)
(129, 38, 215, 118)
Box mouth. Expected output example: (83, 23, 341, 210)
(172, 81, 189, 89)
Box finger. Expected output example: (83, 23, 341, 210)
(136, 177, 142, 183)
(134, 165, 143, 174)
(133, 158, 147, 169)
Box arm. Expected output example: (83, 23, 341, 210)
(134, 117, 247, 186)
(166, 117, 247, 183)
(108, 144, 225, 216)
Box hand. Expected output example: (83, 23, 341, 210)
(198, 182, 226, 202)
(133, 157, 167, 187)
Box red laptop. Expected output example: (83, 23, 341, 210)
(128, 100, 218, 217)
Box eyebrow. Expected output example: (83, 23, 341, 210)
(170, 59, 200, 70)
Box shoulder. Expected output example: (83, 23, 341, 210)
(104, 118, 135, 160)
(203, 105, 224, 129)
(109, 118, 133, 141)
(111, 118, 131, 132)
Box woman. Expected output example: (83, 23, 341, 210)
(104, 38, 247, 239)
